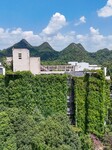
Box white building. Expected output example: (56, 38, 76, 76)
(68, 62, 101, 71)
(7, 48, 40, 75)
(0, 62, 5, 75)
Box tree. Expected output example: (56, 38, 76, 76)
(33, 113, 82, 150)
(0, 111, 17, 150)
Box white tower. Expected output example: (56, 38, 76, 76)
(13, 48, 30, 72)
(12, 48, 40, 74)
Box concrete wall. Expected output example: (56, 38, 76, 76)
(6, 57, 12, 65)
(0, 65, 5, 75)
(3, 68, 5, 75)
(78, 62, 89, 71)
(12, 48, 40, 74)
(30, 57, 40, 75)
(89, 65, 101, 70)
(13, 48, 30, 72)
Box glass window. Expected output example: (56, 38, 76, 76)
(18, 53, 22, 59)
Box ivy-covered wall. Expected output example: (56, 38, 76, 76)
(1, 72, 68, 116)
(74, 77, 87, 132)
(0, 71, 110, 137)
(86, 73, 106, 136)
(0, 75, 8, 106)
(73, 71, 110, 137)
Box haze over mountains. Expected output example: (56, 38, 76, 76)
(0, 39, 112, 65)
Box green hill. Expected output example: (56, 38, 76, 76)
(1, 39, 112, 66)
(0, 39, 58, 61)
(34, 42, 59, 61)
(57, 43, 93, 63)
(0, 39, 37, 57)
(89, 48, 112, 64)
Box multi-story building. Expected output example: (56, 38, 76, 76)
(7, 48, 40, 75)
(41, 62, 102, 76)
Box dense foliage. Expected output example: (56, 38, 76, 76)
(74, 77, 86, 132)
(0, 107, 82, 150)
(2, 73, 68, 116)
(0, 73, 83, 150)
(73, 71, 110, 137)
(0, 71, 111, 149)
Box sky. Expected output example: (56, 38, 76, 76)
(0, 0, 112, 51)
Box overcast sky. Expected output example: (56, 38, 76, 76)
(0, 0, 112, 51)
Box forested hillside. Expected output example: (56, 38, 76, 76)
(0, 39, 112, 66)
(0, 71, 112, 149)
(57, 43, 92, 63)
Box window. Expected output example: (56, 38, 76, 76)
(18, 53, 22, 59)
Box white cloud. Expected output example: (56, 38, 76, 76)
(89, 27, 105, 48)
(0, 25, 112, 52)
(11, 28, 22, 34)
(90, 27, 99, 35)
(75, 16, 86, 26)
(80, 16, 86, 23)
(0, 28, 4, 33)
(98, 0, 112, 17)
(107, 0, 112, 5)
(0, 28, 42, 49)
(42, 12, 67, 35)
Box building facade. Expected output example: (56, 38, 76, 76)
(7, 48, 40, 75)
(68, 62, 101, 71)
(41, 62, 101, 75)
(13, 48, 40, 75)
(0, 62, 5, 75)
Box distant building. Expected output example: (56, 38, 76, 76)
(0, 62, 5, 75)
(7, 48, 40, 75)
(41, 62, 101, 76)
(68, 62, 101, 71)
